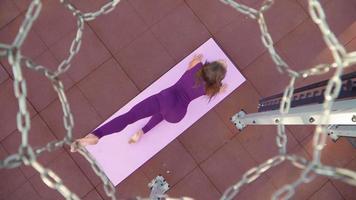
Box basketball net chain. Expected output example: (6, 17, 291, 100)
(0, 0, 355, 199)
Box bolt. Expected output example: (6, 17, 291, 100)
(352, 115, 356, 122)
(309, 117, 315, 123)
(252, 120, 256, 124)
(275, 118, 280, 123)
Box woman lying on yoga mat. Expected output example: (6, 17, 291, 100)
(70, 54, 227, 152)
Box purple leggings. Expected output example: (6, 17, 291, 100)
(92, 95, 163, 138)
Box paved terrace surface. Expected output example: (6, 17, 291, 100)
(0, 0, 356, 199)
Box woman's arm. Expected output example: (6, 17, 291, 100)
(188, 54, 203, 70)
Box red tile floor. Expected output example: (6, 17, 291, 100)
(1, 0, 356, 199)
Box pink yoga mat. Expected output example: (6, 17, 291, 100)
(86, 38, 246, 185)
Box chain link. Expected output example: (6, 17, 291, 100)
(2, 0, 356, 199)
(77, 148, 117, 199)
(220, 0, 259, 19)
(222, 0, 356, 199)
(13, 0, 42, 48)
(0, 0, 121, 199)
(60, 0, 120, 21)
(220, 155, 286, 200)
(54, 16, 84, 77)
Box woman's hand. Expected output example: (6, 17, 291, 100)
(128, 129, 144, 144)
(188, 54, 203, 69)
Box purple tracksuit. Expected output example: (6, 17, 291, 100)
(93, 62, 205, 138)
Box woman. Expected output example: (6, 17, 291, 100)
(71, 54, 227, 152)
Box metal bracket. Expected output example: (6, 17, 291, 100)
(148, 175, 170, 200)
(231, 109, 247, 131)
(327, 125, 356, 140)
(232, 99, 356, 126)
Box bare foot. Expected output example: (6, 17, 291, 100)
(128, 129, 144, 144)
(70, 134, 99, 152)
(70, 140, 82, 152)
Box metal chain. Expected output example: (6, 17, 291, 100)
(276, 77, 296, 155)
(59, 0, 121, 21)
(77, 147, 116, 200)
(220, 0, 259, 20)
(54, 16, 84, 77)
(2, 0, 356, 200)
(0, 0, 121, 199)
(220, 155, 286, 200)
(221, 0, 356, 199)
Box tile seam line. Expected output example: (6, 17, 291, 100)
(265, 167, 329, 200)
(211, 81, 286, 168)
(182, 0, 244, 74)
(0, 16, 51, 116)
(35, 147, 97, 197)
(345, 35, 356, 48)
(212, 111, 260, 166)
(297, 134, 353, 169)
(163, 165, 223, 197)
(85, 22, 154, 108)
(0, 102, 38, 143)
(127, 0, 209, 65)
(84, 0, 162, 58)
(192, 127, 267, 194)
(182, 0, 218, 45)
(295, 0, 313, 19)
(241, 16, 309, 73)
(59, 56, 112, 121)
(138, 141, 199, 190)
(235, 76, 302, 147)
(86, 22, 142, 93)
(149, 0, 213, 63)
(305, 180, 332, 200)
(81, 187, 99, 199)
(212, 0, 271, 36)
(93, 186, 108, 200)
(34, 61, 112, 183)
(296, 0, 336, 20)
(0, 63, 12, 79)
(15, 140, 91, 189)
(166, 165, 199, 189)
(26, 162, 94, 199)
(27, 176, 48, 199)
(133, 164, 199, 197)
(1, 17, 81, 114)
(197, 165, 224, 196)
(94, 187, 106, 200)
(212, 108, 297, 194)
(0, 11, 23, 32)
(177, 126, 234, 167)
(30, 60, 114, 189)
(127, 0, 185, 28)
(2, 179, 38, 199)
(0, 144, 30, 196)
(329, 179, 348, 200)
(200, 166, 229, 195)
(39, 29, 115, 114)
